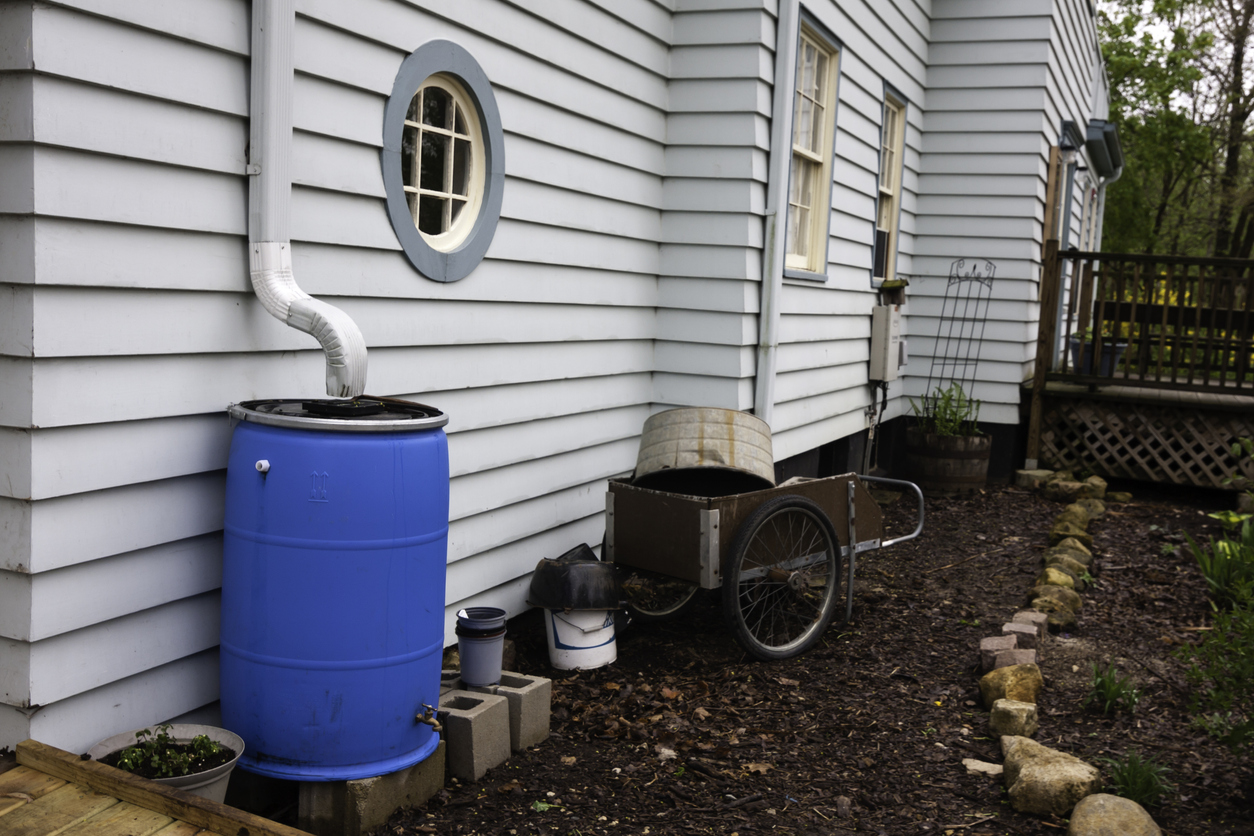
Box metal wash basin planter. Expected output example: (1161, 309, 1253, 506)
(86, 724, 245, 803)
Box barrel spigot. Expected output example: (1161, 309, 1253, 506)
(416, 704, 442, 732)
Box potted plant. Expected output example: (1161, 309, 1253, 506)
(905, 381, 991, 496)
(1068, 326, 1129, 376)
(87, 723, 244, 803)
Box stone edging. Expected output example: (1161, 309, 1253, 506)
(960, 471, 1162, 834)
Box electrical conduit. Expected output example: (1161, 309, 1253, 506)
(249, 0, 367, 397)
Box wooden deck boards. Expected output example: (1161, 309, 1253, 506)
(2, 741, 312, 836)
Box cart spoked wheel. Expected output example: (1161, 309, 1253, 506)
(620, 571, 702, 622)
(721, 494, 843, 661)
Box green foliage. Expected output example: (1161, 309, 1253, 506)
(1101, 750, 1173, 807)
(107, 724, 223, 779)
(1085, 662, 1141, 714)
(1178, 604, 1254, 753)
(1184, 522, 1254, 609)
(909, 382, 981, 437)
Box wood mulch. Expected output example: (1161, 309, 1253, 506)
(385, 483, 1252, 835)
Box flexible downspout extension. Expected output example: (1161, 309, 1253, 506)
(249, 0, 367, 398)
(753, 0, 801, 427)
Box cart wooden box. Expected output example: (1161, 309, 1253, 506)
(604, 472, 922, 660)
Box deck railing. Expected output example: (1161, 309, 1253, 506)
(1045, 245, 1254, 392)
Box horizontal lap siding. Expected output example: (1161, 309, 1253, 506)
(769, 0, 927, 458)
(658, 7, 772, 412)
(912, 0, 1103, 424)
(911, 0, 1052, 422)
(0, 0, 670, 751)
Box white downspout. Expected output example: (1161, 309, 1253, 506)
(753, 0, 800, 427)
(249, 0, 367, 398)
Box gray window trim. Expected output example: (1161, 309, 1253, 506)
(782, 7, 843, 284)
(382, 40, 505, 283)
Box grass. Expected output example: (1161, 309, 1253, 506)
(1084, 662, 1140, 714)
(1101, 750, 1173, 807)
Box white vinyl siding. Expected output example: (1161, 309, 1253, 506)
(0, 0, 1111, 754)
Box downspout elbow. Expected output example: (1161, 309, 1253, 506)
(250, 242, 368, 398)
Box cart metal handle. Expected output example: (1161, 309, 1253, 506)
(857, 475, 925, 547)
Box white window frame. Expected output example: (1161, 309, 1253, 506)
(784, 24, 840, 276)
(402, 74, 486, 253)
(873, 93, 907, 284)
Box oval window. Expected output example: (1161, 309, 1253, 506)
(383, 41, 504, 283)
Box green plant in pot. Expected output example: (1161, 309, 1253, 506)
(905, 382, 991, 496)
(88, 723, 244, 803)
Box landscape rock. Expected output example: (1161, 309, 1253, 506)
(1047, 608, 1078, 632)
(1048, 521, 1093, 548)
(979, 663, 1044, 706)
(1015, 469, 1055, 490)
(1034, 566, 1076, 590)
(1239, 492, 1254, 514)
(1068, 792, 1161, 836)
(1027, 584, 1083, 612)
(1012, 610, 1049, 639)
(1080, 475, 1108, 500)
(1002, 622, 1038, 650)
(1045, 553, 1089, 578)
(1054, 509, 1090, 529)
(1042, 480, 1086, 503)
(1001, 735, 1100, 817)
(1047, 470, 1076, 482)
(1076, 497, 1107, 519)
(990, 698, 1039, 737)
(979, 635, 1017, 672)
(1106, 491, 1133, 503)
(1063, 502, 1092, 525)
(962, 758, 1003, 777)
(1051, 537, 1093, 558)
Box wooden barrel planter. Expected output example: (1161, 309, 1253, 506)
(905, 426, 992, 496)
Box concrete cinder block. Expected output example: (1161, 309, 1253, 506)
(1012, 610, 1049, 639)
(1002, 622, 1038, 651)
(980, 635, 1017, 672)
(993, 648, 1038, 670)
(447, 671, 552, 753)
(495, 672, 552, 752)
(298, 741, 445, 836)
(439, 689, 511, 782)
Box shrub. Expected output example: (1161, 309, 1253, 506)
(1084, 662, 1140, 714)
(1101, 750, 1173, 807)
(1185, 522, 1254, 609)
(1177, 603, 1254, 753)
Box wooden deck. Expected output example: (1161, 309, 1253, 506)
(0, 740, 311, 836)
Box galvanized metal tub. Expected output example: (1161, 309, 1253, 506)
(632, 408, 774, 496)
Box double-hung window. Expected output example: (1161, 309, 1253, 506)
(785, 26, 840, 275)
(873, 94, 906, 283)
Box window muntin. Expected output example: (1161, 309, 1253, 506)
(401, 75, 485, 252)
(873, 95, 906, 282)
(785, 28, 839, 274)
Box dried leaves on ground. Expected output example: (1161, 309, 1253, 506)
(385, 484, 1253, 836)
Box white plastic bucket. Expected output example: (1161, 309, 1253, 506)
(457, 628, 505, 687)
(544, 609, 616, 670)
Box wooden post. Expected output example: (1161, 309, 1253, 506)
(1026, 238, 1062, 467)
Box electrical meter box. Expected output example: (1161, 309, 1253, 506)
(869, 305, 905, 381)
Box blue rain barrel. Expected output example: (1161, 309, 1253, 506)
(220, 398, 449, 781)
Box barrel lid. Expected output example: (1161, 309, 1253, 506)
(229, 397, 448, 432)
